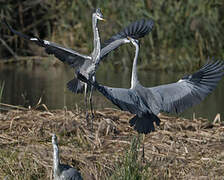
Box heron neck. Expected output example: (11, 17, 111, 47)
(131, 43, 140, 89)
(53, 142, 60, 176)
(92, 14, 101, 61)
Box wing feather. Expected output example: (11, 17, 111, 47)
(149, 60, 224, 114)
(77, 72, 140, 114)
(99, 19, 154, 61)
(4, 20, 91, 69)
(97, 85, 140, 114)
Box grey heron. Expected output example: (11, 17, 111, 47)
(4, 17, 154, 125)
(52, 134, 83, 180)
(77, 37, 224, 135)
(4, 8, 105, 123)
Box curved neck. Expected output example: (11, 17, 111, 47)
(131, 43, 140, 89)
(53, 142, 60, 176)
(92, 14, 101, 60)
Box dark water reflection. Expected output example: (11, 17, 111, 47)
(0, 63, 223, 120)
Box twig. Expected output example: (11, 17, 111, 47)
(0, 38, 18, 60)
(213, 113, 221, 124)
(0, 103, 27, 110)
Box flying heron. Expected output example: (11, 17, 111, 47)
(52, 134, 83, 180)
(4, 16, 154, 126)
(77, 37, 224, 156)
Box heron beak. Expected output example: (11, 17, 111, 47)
(100, 17, 106, 21)
(127, 36, 132, 44)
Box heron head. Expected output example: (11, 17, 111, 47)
(52, 134, 58, 145)
(95, 8, 105, 21)
(127, 36, 139, 46)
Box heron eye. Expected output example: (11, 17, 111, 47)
(96, 8, 101, 14)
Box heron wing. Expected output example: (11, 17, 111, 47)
(98, 85, 141, 114)
(149, 60, 224, 114)
(67, 78, 85, 93)
(99, 19, 154, 63)
(77, 72, 139, 114)
(4, 20, 91, 69)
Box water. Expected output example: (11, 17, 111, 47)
(0, 62, 223, 120)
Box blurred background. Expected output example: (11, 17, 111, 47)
(0, 0, 223, 119)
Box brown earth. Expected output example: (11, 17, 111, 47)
(0, 106, 223, 179)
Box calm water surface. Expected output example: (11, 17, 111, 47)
(0, 63, 223, 120)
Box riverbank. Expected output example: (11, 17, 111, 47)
(0, 108, 223, 179)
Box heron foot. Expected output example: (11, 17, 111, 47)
(141, 146, 145, 163)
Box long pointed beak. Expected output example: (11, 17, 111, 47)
(127, 36, 131, 40)
(100, 17, 106, 21)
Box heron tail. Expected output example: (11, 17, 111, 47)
(67, 78, 85, 93)
(129, 113, 160, 134)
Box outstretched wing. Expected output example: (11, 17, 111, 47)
(4, 20, 91, 69)
(149, 60, 224, 114)
(99, 19, 154, 63)
(77, 72, 139, 114)
(99, 86, 140, 114)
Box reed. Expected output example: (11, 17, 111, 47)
(109, 136, 151, 180)
(0, 81, 4, 103)
(0, 109, 223, 179)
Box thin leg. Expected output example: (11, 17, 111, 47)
(84, 83, 89, 124)
(142, 134, 145, 162)
(89, 85, 94, 129)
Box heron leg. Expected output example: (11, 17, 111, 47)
(142, 134, 145, 162)
(84, 83, 89, 125)
(89, 85, 94, 129)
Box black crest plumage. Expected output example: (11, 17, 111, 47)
(102, 19, 154, 48)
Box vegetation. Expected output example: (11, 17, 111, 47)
(110, 136, 150, 180)
(0, 2, 223, 179)
(0, 108, 223, 179)
(0, 81, 4, 102)
(0, 0, 224, 71)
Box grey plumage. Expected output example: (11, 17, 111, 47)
(52, 134, 83, 180)
(77, 38, 224, 134)
(4, 9, 104, 94)
(99, 19, 154, 62)
(4, 18, 154, 93)
(4, 17, 154, 122)
(149, 60, 224, 114)
(4, 8, 104, 120)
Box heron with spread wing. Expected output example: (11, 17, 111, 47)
(4, 12, 154, 126)
(4, 8, 104, 123)
(78, 37, 224, 135)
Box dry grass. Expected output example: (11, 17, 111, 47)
(0, 107, 223, 179)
